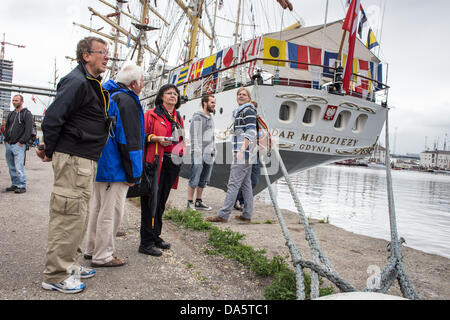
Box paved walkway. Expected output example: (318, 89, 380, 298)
(0, 143, 265, 300)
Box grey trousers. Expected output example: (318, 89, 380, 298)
(218, 163, 253, 220)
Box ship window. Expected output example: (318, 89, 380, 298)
(219, 107, 223, 114)
(352, 114, 368, 133)
(279, 101, 297, 123)
(334, 111, 351, 130)
(302, 105, 321, 126)
(279, 105, 289, 121)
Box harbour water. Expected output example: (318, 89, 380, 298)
(258, 165, 450, 259)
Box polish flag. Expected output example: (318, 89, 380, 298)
(342, 0, 360, 93)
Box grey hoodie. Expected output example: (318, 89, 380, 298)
(189, 110, 215, 159)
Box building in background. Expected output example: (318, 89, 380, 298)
(420, 150, 450, 170)
(0, 59, 13, 117)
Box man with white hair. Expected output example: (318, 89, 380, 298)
(83, 61, 145, 268)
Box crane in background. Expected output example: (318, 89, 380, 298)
(1, 33, 25, 60)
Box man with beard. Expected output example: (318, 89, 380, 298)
(3, 94, 33, 194)
(187, 94, 216, 211)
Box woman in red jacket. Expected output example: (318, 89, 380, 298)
(139, 84, 185, 257)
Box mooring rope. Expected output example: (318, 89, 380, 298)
(363, 106, 419, 299)
(252, 85, 418, 299)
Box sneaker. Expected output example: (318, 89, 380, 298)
(78, 266, 96, 279)
(14, 187, 26, 194)
(42, 275, 85, 294)
(195, 199, 212, 211)
(5, 185, 17, 192)
(187, 201, 196, 210)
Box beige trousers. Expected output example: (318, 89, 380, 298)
(43, 152, 97, 284)
(83, 181, 128, 264)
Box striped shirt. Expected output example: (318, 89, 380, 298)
(232, 103, 257, 162)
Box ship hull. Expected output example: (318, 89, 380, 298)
(177, 83, 386, 193)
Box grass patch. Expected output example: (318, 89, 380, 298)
(164, 207, 212, 231)
(164, 207, 334, 300)
(318, 216, 330, 224)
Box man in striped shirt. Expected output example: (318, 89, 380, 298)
(208, 87, 257, 223)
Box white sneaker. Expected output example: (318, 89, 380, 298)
(78, 266, 96, 279)
(42, 275, 85, 294)
(187, 201, 196, 210)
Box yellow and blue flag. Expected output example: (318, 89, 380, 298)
(366, 28, 379, 50)
(176, 65, 189, 85)
(201, 54, 216, 77)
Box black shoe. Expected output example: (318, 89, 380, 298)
(6, 186, 17, 192)
(155, 241, 171, 250)
(14, 188, 26, 194)
(138, 245, 162, 257)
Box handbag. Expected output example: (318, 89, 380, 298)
(126, 140, 159, 198)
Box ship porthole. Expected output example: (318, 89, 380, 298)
(279, 101, 297, 123)
(334, 111, 351, 131)
(302, 105, 321, 126)
(219, 107, 223, 114)
(352, 114, 368, 133)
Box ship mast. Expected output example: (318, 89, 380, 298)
(234, 0, 242, 45)
(209, 0, 218, 55)
(137, 0, 149, 66)
(188, 0, 206, 61)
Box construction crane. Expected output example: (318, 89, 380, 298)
(1, 33, 25, 60)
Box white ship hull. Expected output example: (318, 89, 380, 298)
(178, 84, 386, 192)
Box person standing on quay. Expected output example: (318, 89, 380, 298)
(83, 62, 145, 268)
(3, 94, 33, 194)
(208, 87, 257, 223)
(37, 36, 110, 294)
(139, 84, 185, 257)
(187, 94, 216, 211)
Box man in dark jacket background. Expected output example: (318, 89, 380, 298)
(36, 36, 110, 294)
(83, 61, 145, 268)
(4, 94, 33, 194)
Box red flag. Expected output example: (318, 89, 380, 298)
(342, 0, 360, 93)
(32, 95, 37, 103)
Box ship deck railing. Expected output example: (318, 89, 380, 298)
(143, 58, 389, 104)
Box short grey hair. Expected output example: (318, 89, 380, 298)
(76, 36, 107, 64)
(115, 61, 144, 86)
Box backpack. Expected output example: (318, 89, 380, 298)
(27, 120, 37, 147)
(255, 115, 273, 156)
(237, 105, 273, 156)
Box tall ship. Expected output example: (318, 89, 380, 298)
(77, 0, 388, 192)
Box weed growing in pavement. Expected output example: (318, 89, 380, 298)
(164, 208, 335, 300)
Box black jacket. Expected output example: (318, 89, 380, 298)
(4, 108, 33, 145)
(41, 63, 110, 161)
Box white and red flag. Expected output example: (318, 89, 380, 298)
(342, 0, 360, 93)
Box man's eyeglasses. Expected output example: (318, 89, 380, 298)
(88, 50, 109, 57)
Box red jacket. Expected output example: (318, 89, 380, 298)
(144, 105, 185, 189)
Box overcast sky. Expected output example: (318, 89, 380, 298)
(1, 0, 449, 154)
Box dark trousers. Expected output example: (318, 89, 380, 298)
(140, 154, 180, 248)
